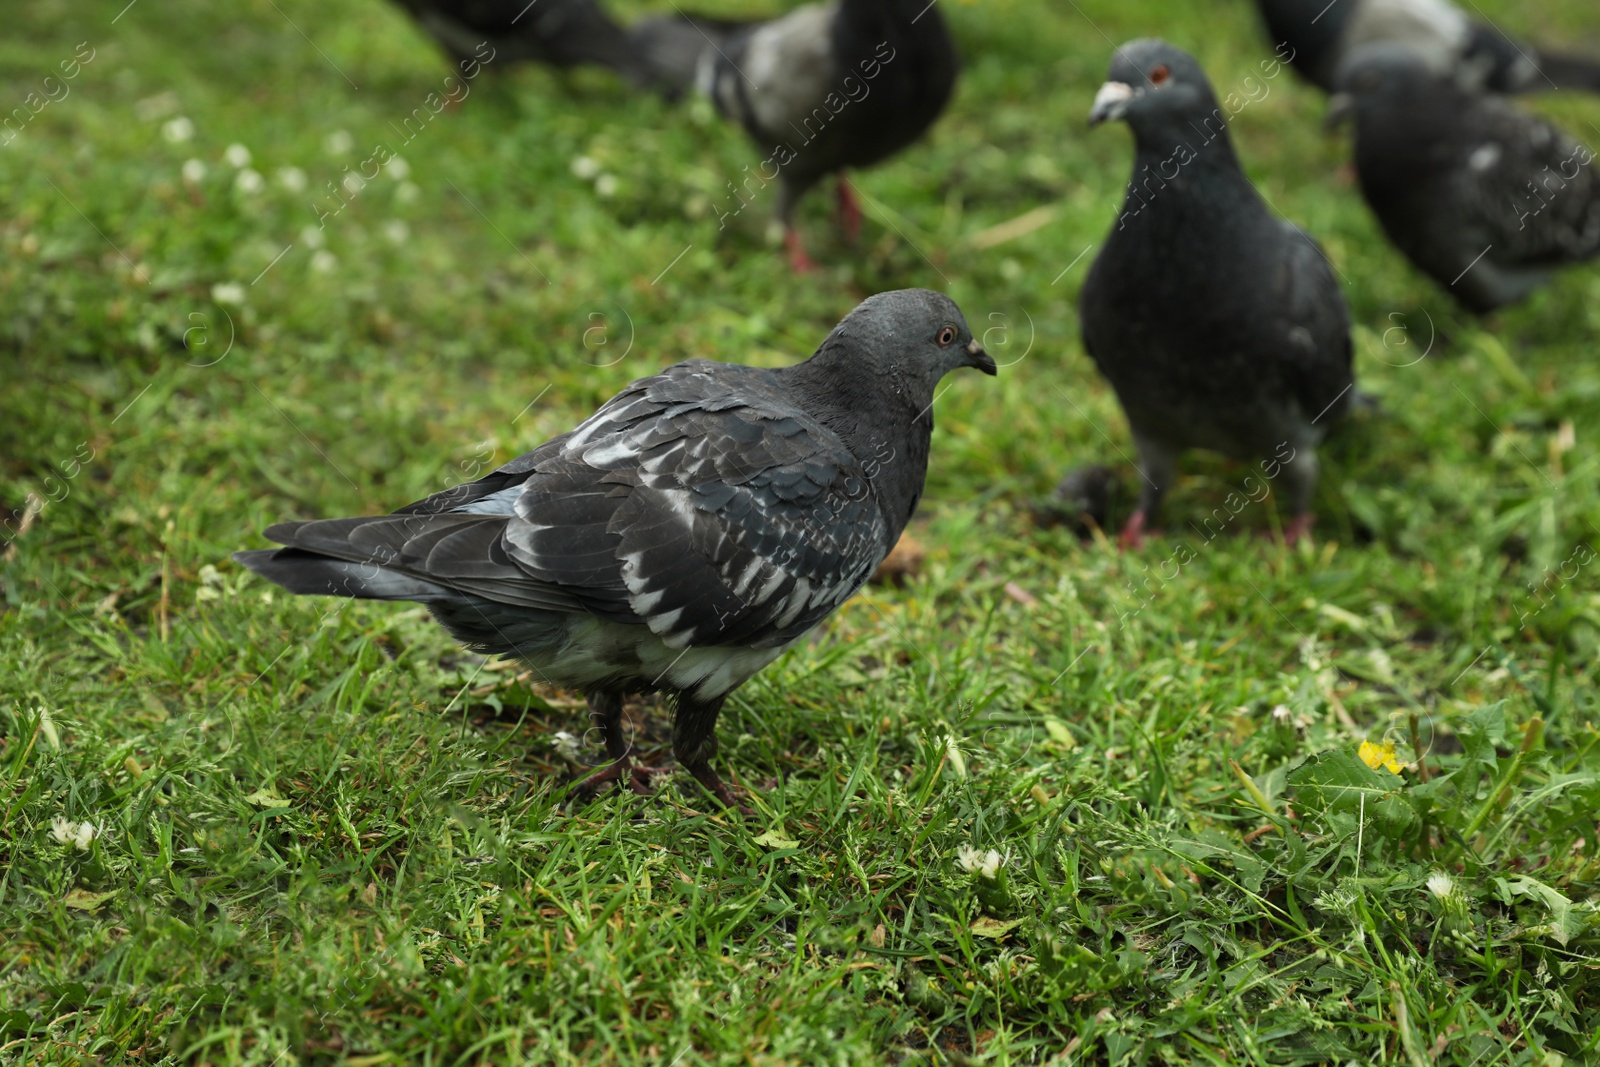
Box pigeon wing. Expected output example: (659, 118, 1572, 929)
(1455, 102, 1600, 267)
(504, 359, 891, 649)
(1273, 223, 1355, 425)
(705, 2, 839, 144)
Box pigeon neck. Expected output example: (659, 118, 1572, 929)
(1128, 106, 1245, 179)
(781, 345, 936, 534)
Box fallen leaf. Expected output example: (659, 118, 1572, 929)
(63, 888, 117, 912)
(970, 916, 1024, 939)
(1003, 581, 1038, 607)
(753, 830, 799, 850)
(244, 786, 291, 809)
(871, 533, 924, 587)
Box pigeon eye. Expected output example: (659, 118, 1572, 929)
(936, 325, 957, 347)
(1149, 64, 1170, 85)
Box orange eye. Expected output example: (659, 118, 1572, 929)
(937, 325, 957, 346)
(1150, 64, 1170, 85)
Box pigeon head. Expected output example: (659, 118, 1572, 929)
(810, 288, 995, 399)
(1332, 42, 1441, 107)
(1089, 39, 1219, 134)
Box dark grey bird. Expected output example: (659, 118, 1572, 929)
(688, 0, 960, 271)
(388, 0, 655, 86)
(235, 290, 995, 810)
(1334, 43, 1600, 313)
(1079, 39, 1355, 548)
(1253, 0, 1600, 96)
(1032, 464, 1121, 539)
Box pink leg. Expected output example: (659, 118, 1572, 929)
(785, 228, 815, 273)
(1284, 513, 1316, 546)
(835, 176, 862, 243)
(1118, 510, 1148, 551)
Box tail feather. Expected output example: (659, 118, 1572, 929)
(234, 548, 450, 601)
(1532, 49, 1600, 94)
(237, 513, 588, 613)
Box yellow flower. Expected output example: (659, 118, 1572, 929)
(1358, 739, 1403, 774)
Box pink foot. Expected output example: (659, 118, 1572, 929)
(1284, 513, 1316, 546)
(835, 176, 862, 244)
(785, 228, 814, 273)
(1118, 510, 1162, 551)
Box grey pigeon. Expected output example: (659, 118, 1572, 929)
(388, 0, 655, 87)
(692, 0, 960, 271)
(1334, 43, 1600, 313)
(627, 14, 754, 97)
(1253, 0, 1600, 96)
(235, 290, 995, 810)
(1031, 463, 1121, 539)
(1079, 39, 1355, 548)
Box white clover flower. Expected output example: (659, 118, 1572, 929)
(382, 219, 410, 245)
(1271, 704, 1293, 724)
(277, 166, 308, 192)
(1426, 871, 1455, 900)
(395, 181, 420, 205)
(310, 250, 338, 274)
(181, 158, 207, 184)
(342, 172, 366, 196)
(570, 155, 601, 180)
(386, 156, 411, 181)
(161, 116, 194, 143)
(211, 282, 245, 305)
(50, 817, 99, 850)
(223, 143, 252, 168)
(550, 731, 584, 764)
(325, 129, 354, 155)
(298, 224, 326, 249)
(233, 168, 265, 194)
(195, 564, 226, 603)
(594, 173, 619, 198)
(957, 845, 1004, 879)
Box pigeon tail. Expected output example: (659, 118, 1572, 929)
(233, 548, 449, 602)
(1531, 49, 1600, 94)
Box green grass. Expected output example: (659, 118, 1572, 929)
(4, 0, 1600, 1062)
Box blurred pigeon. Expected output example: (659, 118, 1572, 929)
(1030, 463, 1121, 538)
(1254, 0, 1600, 95)
(1079, 39, 1355, 548)
(693, 0, 960, 270)
(389, 0, 655, 86)
(236, 290, 994, 810)
(1333, 43, 1600, 313)
(628, 13, 754, 96)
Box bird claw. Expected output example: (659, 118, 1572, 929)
(1117, 511, 1161, 551)
(685, 763, 756, 816)
(568, 756, 651, 805)
(628, 764, 671, 796)
(1283, 514, 1316, 546)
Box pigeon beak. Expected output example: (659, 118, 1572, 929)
(1324, 92, 1355, 132)
(1088, 81, 1137, 126)
(965, 337, 997, 376)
